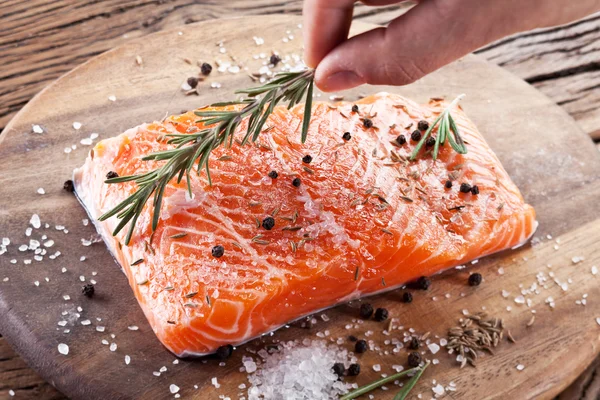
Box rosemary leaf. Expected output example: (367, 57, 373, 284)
(339, 364, 427, 400)
(393, 362, 430, 400)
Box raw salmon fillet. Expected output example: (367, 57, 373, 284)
(74, 92, 536, 356)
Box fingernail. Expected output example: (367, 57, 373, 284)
(320, 71, 364, 92)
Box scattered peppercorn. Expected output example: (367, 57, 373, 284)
(211, 245, 224, 258)
(81, 284, 94, 298)
(402, 292, 413, 303)
(471, 185, 480, 195)
(347, 363, 361, 376)
(302, 155, 313, 164)
(363, 118, 373, 128)
(187, 77, 199, 88)
(460, 183, 472, 193)
(332, 362, 345, 378)
(269, 54, 281, 66)
(418, 120, 429, 131)
(416, 276, 431, 290)
(374, 307, 389, 322)
(342, 131, 352, 141)
(396, 134, 406, 145)
(408, 352, 422, 367)
(355, 339, 368, 354)
(425, 136, 436, 147)
(292, 177, 301, 187)
(411, 130, 422, 142)
(445, 180, 453, 189)
(262, 216, 275, 230)
(216, 344, 233, 360)
(348, 335, 358, 342)
(200, 62, 212, 75)
(268, 170, 278, 179)
(63, 180, 74, 192)
(106, 171, 119, 179)
(408, 337, 420, 350)
(359, 303, 374, 319)
(468, 272, 483, 286)
(352, 104, 359, 113)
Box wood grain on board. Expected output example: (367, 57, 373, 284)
(0, 7, 593, 399)
(0, 1, 599, 139)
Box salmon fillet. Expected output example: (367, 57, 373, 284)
(73, 92, 536, 357)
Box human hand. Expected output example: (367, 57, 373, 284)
(303, 0, 600, 92)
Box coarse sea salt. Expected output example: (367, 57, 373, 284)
(170, 384, 180, 394)
(32, 124, 44, 134)
(125, 355, 131, 365)
(245, 340, 354, 400)
(58, 343, 69, 355)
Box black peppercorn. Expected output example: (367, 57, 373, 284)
(262, 216, 275, 230)
(302, 155, 313, 164)
(106, 171, 119, 179)
(359, 303, 373, 319)
(416, 276, 431, 290)
(460, 183, 472, 193)
(408, 337, 420, 350)
(402, 292, 413, 303)
(469, 272, 483, 286)
(411, 130, 422, 141)
(425, 136, 436, 147)
(332, 362, 345, 378)
(342, 132, 352, 141)
(355, 339, 368, 354)
(471, 185, 480, 195)
(352, 105, 359, 113)
(292, 177, 301, 187)
(396, 134, 406, 145)
(269, 54, 281, 66)
(363, 118, 373, 129)
(374, 307, 389, 322)
(445, 180, 453, 189)
(187, 77, 199, 88)
(216, 344, 233, 360)
(348, 335, 358, 342)
(408, 352, 422, 367)
(418, 120, 429, 131)
(63, 180, 75, 193)
(82, 283, 94, 298)
(347, 363, 361, 376)
(211, 245, 225, 258)
(268, 170, 278, 179)
(200, 62, 212, 75)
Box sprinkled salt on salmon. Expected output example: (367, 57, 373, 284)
(73, 92, 536, 356)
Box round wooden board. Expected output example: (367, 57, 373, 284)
(1, 15, 600, 400)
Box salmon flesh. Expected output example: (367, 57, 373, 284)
(73, 93, 536, 356)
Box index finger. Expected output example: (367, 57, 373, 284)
(303, 0, 355, 68)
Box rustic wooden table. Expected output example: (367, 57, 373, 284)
(0, 2, 599, 399)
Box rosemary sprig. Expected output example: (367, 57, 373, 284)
(98, 69, 315, 244)
(410, 94, 467, 161)
(339, 362, 429, 400)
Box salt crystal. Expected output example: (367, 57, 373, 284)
(34, 281, 40, 286)
(514, 296, 525, 304)
(432, 384, 445, 396)
(58, 321, 67, 327)
(502, 290, 510, 298)
(80, 256, 86, 262)
(153, 371, 161, 377)
(8, 389, 15, 396)
(169, 384, 180, 394)
(160, 366, 167, 372)
(439, 338, 447, 346)
(64, 147, 72, 153)
(373, 364, 381, 372)
(592, 266, 598, 275)
(173, 359, 179, 364)
(90, 133, 99, 140)
(211, 377, 220, 388)
(427, 343, 440, 354)
(211, 82, 222, 89)
(497, 267, 505, 275)
(81, 319, 91, 326)
(30, 214, 41, 229)
(181, 82, 192, 91)
(125, 355, 131, 365)
(2, 238, 9, 246)
(108, 95, 117, 102)
(109, 343, 117, 352)
(19, 245, 28, 251)
(80, 138, 93, 145)
(32, 124, 44, 134)
(37, 188, 46, 195)
(572, 256, 584, 264)
(128, 325, 139, 331)
(102, 339, 109, 345)
(58, 343, 69, 355)
(596, 317, 600, 326)
(44, 240, 54, 247)
(516, 364, 525, 371)
(96, 326, 105, 332)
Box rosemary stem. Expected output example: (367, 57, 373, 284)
(339, 364, 427, 400)
(393, 361, 430, 400)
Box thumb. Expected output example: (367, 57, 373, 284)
(314, 1, 502, 92)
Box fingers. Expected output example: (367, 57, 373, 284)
(314, 0, 495, 91)
(303, 0, 355, 68)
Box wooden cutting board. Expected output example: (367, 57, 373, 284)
(1, 15, 599, 400)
